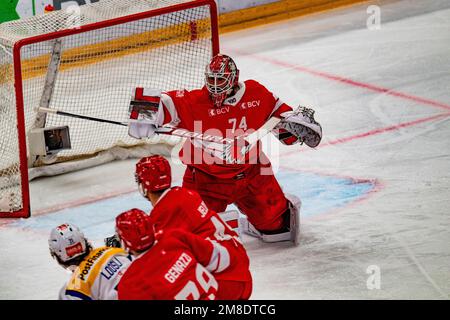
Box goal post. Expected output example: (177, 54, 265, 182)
(0, 0, 219, 218)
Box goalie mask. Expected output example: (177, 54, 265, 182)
(49, 223, 90, 267)
(205, 54, 239, 107)
(135, 155, 171, 197)
(115, 208, 155, 252)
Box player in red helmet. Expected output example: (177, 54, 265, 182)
(125, 155, 252, 299)
(128, 54, 321, 245)
(116, 208, 245, 300)
(115, 208, 155, 252)
(134, 154, 171, 202)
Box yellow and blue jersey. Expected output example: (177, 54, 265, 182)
(60, 246, 132, 300)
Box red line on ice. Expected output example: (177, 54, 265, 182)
(225, 52, 450, 151)
(233, 51, 450, 112)
(295, 112, 450, 153)
(33, 188, 138, 216)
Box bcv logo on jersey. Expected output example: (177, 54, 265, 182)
(208, 106, 230, 117)
(240, 100, 261, 110)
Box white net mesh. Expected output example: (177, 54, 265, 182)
(0, 0, 216, 216)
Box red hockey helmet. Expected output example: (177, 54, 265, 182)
(135, 155, 171, 196)
(115, 208, 154, 252)
(205, 54, 239, 107)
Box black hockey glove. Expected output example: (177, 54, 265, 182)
(104, 234, 121, 248)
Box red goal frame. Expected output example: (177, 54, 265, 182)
(2, 0, 219, 218)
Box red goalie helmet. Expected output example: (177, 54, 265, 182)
(115, 208, 154, 252)
(135, 155, 171, 196)
(205, 54, 239, 107)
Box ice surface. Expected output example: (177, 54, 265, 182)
(1, 0, 449, 299)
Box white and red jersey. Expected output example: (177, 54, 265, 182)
(158, 80, 293, 178)
(117, 229, 231, 300)
(149, 186, 252, 283)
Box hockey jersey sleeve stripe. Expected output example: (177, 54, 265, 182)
(269, 95, 286, 118)
(161, 104, 172, 125)
(161, 93, 179, 125)
(65, 289, 93, 300)
(206, 241, 230, 273)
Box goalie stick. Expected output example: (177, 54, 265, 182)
(37, 106, 281, 151)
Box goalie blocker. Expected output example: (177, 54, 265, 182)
(128, 88, 161, 140)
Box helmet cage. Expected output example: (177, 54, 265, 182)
(205, 71, 236, 95)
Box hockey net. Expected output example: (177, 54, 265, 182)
(0, 0, 219, 217)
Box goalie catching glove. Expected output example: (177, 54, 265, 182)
(128, 88, 162, 139)
(275, 106, 322, 148)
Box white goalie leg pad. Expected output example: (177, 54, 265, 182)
(239, 194, 301, 245)
(240, 215, 291, 243)
(218, 210, 241, 236)
(286, 193, 302, 246)
(261, 230, 291, 243)
(239, 215, 262, 239)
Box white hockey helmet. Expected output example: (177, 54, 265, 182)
(48, 223, 89, 265)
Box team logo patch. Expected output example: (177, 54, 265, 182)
(208, 106, 230, 117)
(240, 100, 261, 110)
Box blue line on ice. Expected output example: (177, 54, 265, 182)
(10, 170, 376, 240)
